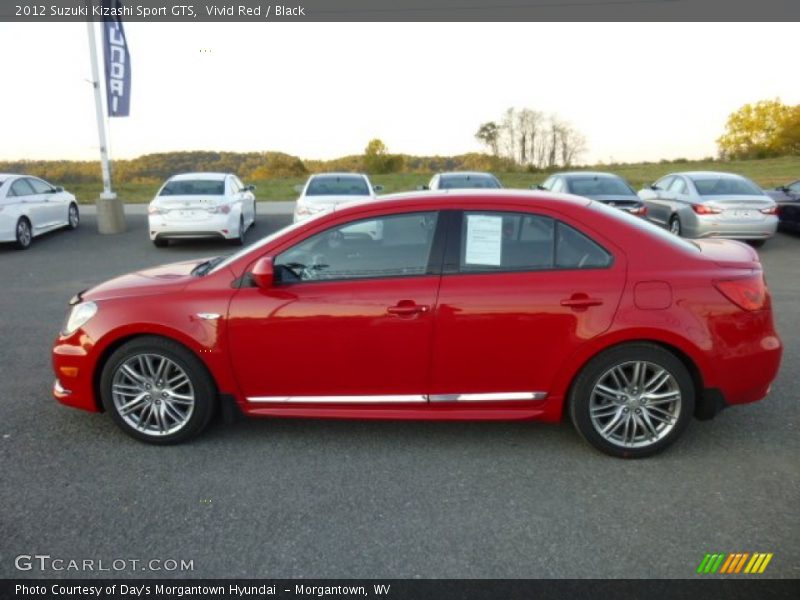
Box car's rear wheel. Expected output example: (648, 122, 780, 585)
(153, 238, 169, 248)
(569, 343, 695, 458)
(669, 215, 682, 236)
(100, 336, 216, 444)
(14, 218, 32, 250)
(67, 203, 80, 230)
(230, 216, 245, 246)
(748, 239, 766, 248)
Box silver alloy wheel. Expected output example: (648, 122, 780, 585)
(669, 217, 681, 235)
(111, 353, 195, 437)
(589, 360, 681, 449)
(68, 204, 79, 228)
(17, 220, 31, 247)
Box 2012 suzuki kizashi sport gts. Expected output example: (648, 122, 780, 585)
(52, 191, 783, 457)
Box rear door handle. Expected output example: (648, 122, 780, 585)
(387, 302, 430, 317)
(561, 294, 603, 309)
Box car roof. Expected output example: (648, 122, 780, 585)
(437, 171, 497, 178)
(671, 171, 747, 179)
(168, 172, 230, 181)
(309, 172, 368, 178)
(336, 189, 590, 215)
(553, 171, 625, 179)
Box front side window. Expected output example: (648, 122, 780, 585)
(459, 211, 611, 273)
(550, 178, 565, 193)
(27, 178, 54, 194)
(654, 176, 674, 191)
(274, 211, 439, 283)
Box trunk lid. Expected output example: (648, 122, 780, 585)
(694, 239, 761, 269)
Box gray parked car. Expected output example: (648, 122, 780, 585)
(538, 171, 646, 216)
(637, 171, 778, 246)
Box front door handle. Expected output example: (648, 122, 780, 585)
(387, 301, 430, 317)
(561, 294, 603, 310)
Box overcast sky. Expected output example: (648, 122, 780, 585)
(1, 22, 797, 165)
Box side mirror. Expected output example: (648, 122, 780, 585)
(416, 185, 429, 191)
(534, 184, 546, 190)
(251, 256, 274, 289)
(245, 184, 256, 192)
(373, 184, 384, 192)
(293, 184, 304, 194)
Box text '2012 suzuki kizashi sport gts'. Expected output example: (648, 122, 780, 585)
(53, 191, 782, 458)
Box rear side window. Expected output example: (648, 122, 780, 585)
(459, 211, 611, 273)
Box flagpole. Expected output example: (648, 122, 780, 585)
(86, 19, 115, 200)
(86, 6, 125, 233)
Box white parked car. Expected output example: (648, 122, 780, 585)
(0, 173, 80, 250)
(148, 172, 256, 247)
(293, 173, 382, 223)
(420, 171, 503, 191)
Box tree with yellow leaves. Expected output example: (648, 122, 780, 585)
(717, 99, 800, 159)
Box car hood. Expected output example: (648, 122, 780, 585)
(82, 258, 210, 301)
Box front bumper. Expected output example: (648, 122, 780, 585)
(52, 332, 101, 412)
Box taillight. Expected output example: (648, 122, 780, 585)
(148, 205, 165, 215)
(713, 274, 767, 311)
(692, 204, 722, 215)
(209, 204, 231, 214)
(760, 206, 777, 215)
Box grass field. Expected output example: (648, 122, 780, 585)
(69, 156, 800, 204)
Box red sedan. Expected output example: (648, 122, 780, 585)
(52, 191, 782, 457)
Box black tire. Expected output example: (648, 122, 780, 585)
(748, 239, 766, 248)
(568, 343, 695, 458)
(67, 203, 80, 230)
(153, 238, 169, 248)
(230, 216, 245, 246)
(669, 215, 682, 236)
(251, 200, 257, 229)
(100, 336, 216, 444)
(14, 217, 32, 250)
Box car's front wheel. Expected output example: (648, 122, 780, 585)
(100, 336, 216, 444)
(67, 203, 80, 230)
(569, 343, 695, 458)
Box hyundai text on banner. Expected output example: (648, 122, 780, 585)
(102, 0, 131, 117)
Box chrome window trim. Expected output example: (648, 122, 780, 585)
(247, 392, 547, 404)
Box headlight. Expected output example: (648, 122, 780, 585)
(62, 301, 98, 336)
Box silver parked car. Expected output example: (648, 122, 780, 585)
(638, 171, 778, 246)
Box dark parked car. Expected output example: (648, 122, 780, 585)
(764, 180, 800, 232)
(538, 172, 646, 216)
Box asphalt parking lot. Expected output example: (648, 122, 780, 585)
(0, 210, 798, 579)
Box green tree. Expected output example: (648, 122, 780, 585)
(363, 138, 403, 174)
(475, 122, 500, 156)
(717, 99, 800, 159)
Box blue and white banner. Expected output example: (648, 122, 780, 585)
(102, 0, 131, 117)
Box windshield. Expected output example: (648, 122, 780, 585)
(306, 175, 370, 196)
(691, 176, 764, 196)
(159, 180, 225, 196)
(568, 176, 637, 197)
(439, 174, 502, 189)
(589, 200, 700, 253)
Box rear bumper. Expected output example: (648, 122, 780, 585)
(149, 213, 238, 240)
(684, 213, 778, 240)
